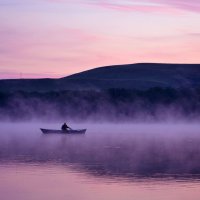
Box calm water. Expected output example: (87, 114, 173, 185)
(1, 122, 200, 200)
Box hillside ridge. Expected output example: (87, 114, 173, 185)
(0, 63, 200, 91)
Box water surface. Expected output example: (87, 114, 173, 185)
(1, 122, 200, 200)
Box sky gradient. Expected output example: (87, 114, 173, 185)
(0, 0, 200, 79)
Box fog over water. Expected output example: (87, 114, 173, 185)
(1, 122, 200, 180)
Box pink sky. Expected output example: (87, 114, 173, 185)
(0, 0, 200, 79)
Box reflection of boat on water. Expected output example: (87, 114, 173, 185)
(40, 128, 86, 134)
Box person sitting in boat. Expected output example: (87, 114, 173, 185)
(61, 123, 70, 131)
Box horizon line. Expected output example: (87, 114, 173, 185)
(1, 62, 200, 81)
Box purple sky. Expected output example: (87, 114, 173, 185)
(0, 0, 200, 79)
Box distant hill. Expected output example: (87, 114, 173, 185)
(0, 63, 200, 92)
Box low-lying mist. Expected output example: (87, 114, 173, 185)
(0, 88, 200, 122)
(1, 122, 200, 179)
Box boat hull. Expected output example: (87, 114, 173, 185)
(40, 128, 86, 134)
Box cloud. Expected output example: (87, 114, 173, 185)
(51, 0, 200, 13)
(95, 0, 200, 13)
(0, 26, 103, 77)
(187, 32, 200, 37)
(2, 0, 200, 13)
(84, 0, 172, 13)
(157, 0, 200, 12)
(0, 26, 101, 57)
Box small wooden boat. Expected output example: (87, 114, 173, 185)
(40, 128, 86, 134)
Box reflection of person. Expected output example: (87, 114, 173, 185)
(61, 123, 70, 131)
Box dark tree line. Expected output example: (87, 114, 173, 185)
(0, 87, 200, 121)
